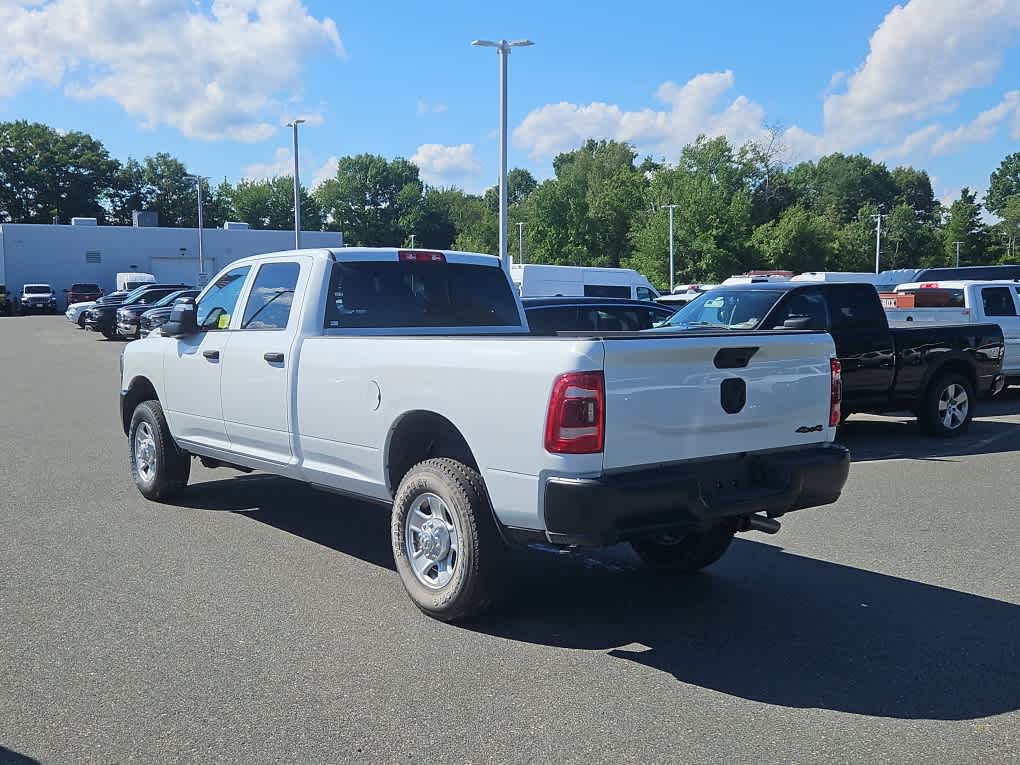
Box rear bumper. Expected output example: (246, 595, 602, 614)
(542, 444, 850, 546)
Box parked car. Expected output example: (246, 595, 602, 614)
(0, 284, 11, 315)
(85, 284, 188, 339)
(654, 281, 1005, 437)
(67, 291, 130, 327)
(912, 264, 1020, 283)
(138, 290, 201, 338)
(887, 281, 1020, 386)
(120, 247, 850, 622)
(510, 263, 660, 301)
(119, 289, 199, 339)
(64, 282, 103, 309)
(522, 297, 675, 334)
(18, 284, 58, 314)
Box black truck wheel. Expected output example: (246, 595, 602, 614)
(631, 520, 738, 573)
(128, 400, 191, 500)
(392, 458, 504, 622)
(920, 373, 974, 437)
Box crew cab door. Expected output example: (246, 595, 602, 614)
(978, 285, 1020, 375)
(823, 284, 896, 407)
(220, 259, 304, 464)
(163, 265, 252, 450)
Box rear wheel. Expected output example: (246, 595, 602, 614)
(631, 520, 737, 573)
(391, 458, 504, 622)
(129, 400, 190, 500)
(101, 327, 118, 340)
(77, 313, 86, 328)
(920, 374, 974, 438)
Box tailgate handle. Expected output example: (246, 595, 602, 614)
(720, 378, 747, 414)
(714, 347, 758, 369)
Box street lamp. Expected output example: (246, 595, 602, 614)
(517, 221, 526, 265)
(871, 211, 884, 274)
(472, 37, 534, 274)
(664, 204, 678, 293)
(184, 175, 208, 283)
(286, 119, 306, 250)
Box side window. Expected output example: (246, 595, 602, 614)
(241, 262, 300, 330)
(196, 266, 251, 330)
(981, 287, 1018, 317)
(525, 307, 579, 335)
(827, 285, 884, 330)
(584, 284, 630, 298)
(765, 289, 829, 330)
(584, 308, 646, 331)
(636, 286, 655, 302)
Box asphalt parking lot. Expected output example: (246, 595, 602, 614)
(1, 316, 1018, 764)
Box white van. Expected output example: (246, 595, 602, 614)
(116, 272, 156, 292)
(791, 272, 880, 284)
(510, 263, 659, 301)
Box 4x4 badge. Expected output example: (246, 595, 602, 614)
(796, 425, 823, 433)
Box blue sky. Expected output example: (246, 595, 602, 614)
(2, 0, 1019, 206)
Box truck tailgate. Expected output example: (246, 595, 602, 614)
(601, 332, 836, 471)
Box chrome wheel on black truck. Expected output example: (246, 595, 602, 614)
(920, 374, 974, 438)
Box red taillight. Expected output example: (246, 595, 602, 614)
(399, 250, 446, 263)
(830, 358, 842, 427)
(545, 372, 605, 454)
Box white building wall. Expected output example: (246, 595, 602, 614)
(0, 224, 343, 295)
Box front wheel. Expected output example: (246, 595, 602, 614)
(920, 374, 974, 438)
(631, 520, 737, 573)
(129, 400, 190, 500)
(391, 458, 504, 622)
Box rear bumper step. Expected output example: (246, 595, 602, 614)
(542, 443, 850, 546)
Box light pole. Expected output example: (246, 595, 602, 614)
(185, 175, 208, 283)
(409, 234, 416, 249)
(871, 212, 884, 273)
(517, 221, 525, 264)
(287, 119, 306, 250)
(472, 37, 534, 275)
(953, 240, 963, 267)
(665, 204, 678, 293)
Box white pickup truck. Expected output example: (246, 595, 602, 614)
(887, 281, 1020, 384)
(119, 248, 850, 621)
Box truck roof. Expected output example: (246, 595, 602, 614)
(896, 280, 1020, 291)
(230, 247, 502, 269)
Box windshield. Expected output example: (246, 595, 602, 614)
(153, 290, 192, 308)
(24, 285, 52, 294)
(663, 289, 785, 329)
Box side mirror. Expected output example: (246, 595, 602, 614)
(782, 316, 813, 330)
(162, 297, 199, 338)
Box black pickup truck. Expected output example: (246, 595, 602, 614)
(655, 281, 1006, 437)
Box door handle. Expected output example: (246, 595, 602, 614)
(202, 350, 220, 360)
(264, 352, 284, 363)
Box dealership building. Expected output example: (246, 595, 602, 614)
(0, 217, 343, 294)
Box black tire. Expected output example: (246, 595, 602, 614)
(391, 458, 504, 622)
(77, 313, 86, 328)
(101, 327, 118, 340)
(128, 400, 190, 500)
(919, 373, 974, 438)
(631, 520, 737, 573)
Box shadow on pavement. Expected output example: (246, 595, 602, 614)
(176, 474, 1019, 721)
(0, 747, 42, 765)
(839, 417, 1020, 462)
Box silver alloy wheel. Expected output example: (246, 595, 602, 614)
(938, 383, 969, 430)
(404, 492, 461, 589)
(134, 421, 157, 483)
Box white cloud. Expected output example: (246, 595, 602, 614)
(416, 99, 448, 115)
(873, 124, 941, 161)
(931, 90, 1020, 155)
(243, 147, 294, 180)
(514, 71, 767, 160)
(312, 156, 339, 188)
(0, 0, 343, 142)
(821, 0, 1020, 147)
(411, 143, 482, 187)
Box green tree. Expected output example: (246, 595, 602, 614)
(831, 204, 880, 273)
(627, 136, 756, 287)
(0, 120, 119, 223)
(941, 188, 986, 267)
(229, 177, 323, 231)
(988, 195, 1020, 263)
(788, 153, 897, 225)
(314, 154, 422, 245)
(891, 166, 938, 221)
(523, 139, 646, 269)
(483, 168, 538, 211)
(986, 152, 1020, 216)
(882, 203, 942, 268)
(750, 205, 835, 273)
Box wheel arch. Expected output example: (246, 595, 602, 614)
(121, 376, 160, 435)
(922, 356, 977, 395)
(384, 410, 481, 498)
